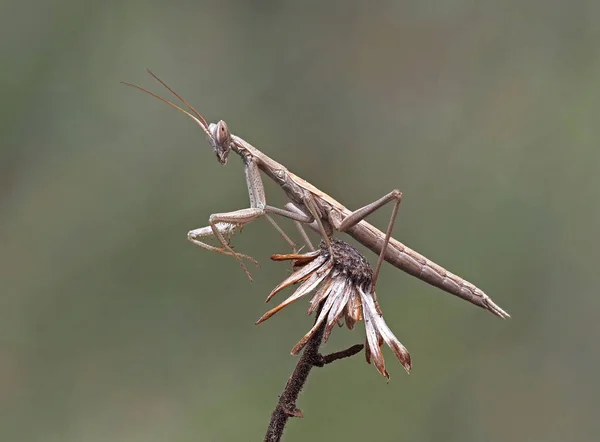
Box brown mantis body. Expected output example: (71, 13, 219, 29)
(123, 70, 509, 319)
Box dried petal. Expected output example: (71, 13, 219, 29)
(270, 250, 321, 261)
(307, 278, 334, 315)
(343, 286, 363, 330)
(345, 312, 357, 330)
(291, 292, 338, 355)
(324, 280, 351, 341)
(265, 255, 328, 302)
(363, 304, 389, 379)
(359, 289, 411, 373)
(323, 279, 351, 341)
(256, 269, 329, 324)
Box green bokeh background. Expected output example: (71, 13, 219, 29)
(2, 1, 599, 441)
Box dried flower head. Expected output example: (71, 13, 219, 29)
(256, 239, 411, 379)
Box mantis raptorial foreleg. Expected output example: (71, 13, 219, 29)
(189, 208, 309, 279)
(188, 208, 264, 279)
(187, 156, 267, 280)
(188, 156, 316, 280)
(338, 189, 403, 293)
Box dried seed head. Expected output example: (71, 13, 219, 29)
(320, 239, 373, 292)
(258, 238, 412, 379)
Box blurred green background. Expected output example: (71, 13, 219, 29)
(2, 1, 599, 441)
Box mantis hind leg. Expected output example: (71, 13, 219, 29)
(338, 189, 403, 295)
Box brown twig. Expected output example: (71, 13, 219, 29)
(264, 310, 363, 442)
(319, 344, 365, 366)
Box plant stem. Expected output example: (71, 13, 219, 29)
(264, 310, 364, 441)
(264, 319, 326, 442)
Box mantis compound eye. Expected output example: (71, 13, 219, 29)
(214, 120, 231, 146)
(210, 120, 232, 165)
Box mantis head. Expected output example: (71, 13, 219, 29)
(209, 120, 232, 165)
(122, 70, 234, 165)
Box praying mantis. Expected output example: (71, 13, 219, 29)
(123, 70, 509, 319)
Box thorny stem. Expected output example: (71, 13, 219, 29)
(264, 307, 364, 442)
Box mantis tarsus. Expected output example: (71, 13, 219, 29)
(123, 70, 509, 319)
